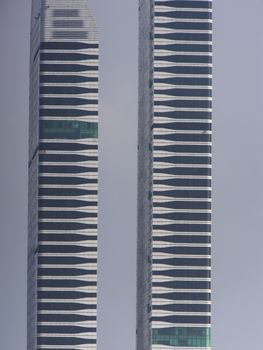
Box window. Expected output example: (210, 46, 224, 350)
(39, 120, 98, 139)
(152, 327, 211, 347)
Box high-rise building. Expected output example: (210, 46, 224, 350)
(28, 1, 99, 349)
(137, 0, 212, 349)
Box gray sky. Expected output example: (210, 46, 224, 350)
(0, 0, 263, 349)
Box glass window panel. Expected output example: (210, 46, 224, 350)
(40, 120, 98, 139)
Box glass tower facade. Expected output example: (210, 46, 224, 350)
(137, 1, 212, 349)
(28, 1, 98, 349)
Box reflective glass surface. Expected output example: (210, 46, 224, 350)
(40, 120, 98, 139)
(152, 327, 211, 347)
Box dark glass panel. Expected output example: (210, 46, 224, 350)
(39, 199, 97, 208)
(153, 246, 210, 255)
(39, 165, 97, 173)
(40, 97, 98, 106)
(153, 122, 211, 131)
(155, 54, 212, 64)
(39, 211, 96, 219)
(153, 235, 211, 244)
(153, 304, 210, 313)
(39, 177, 97, 185)
(38, 302, 96, 311)
(38, 313, 96, 322)
(154, 201, 211, 210)
(40, 154, 97, 163)
(41, 41, 98, 50)
(152, 327, 211, 347)
(39, 187, 96, 197)
(38, 325, 95, 334)
(38, 337, 96, 345)
(52, 31, 88, 39)
(155, 1, 212, 9)
(40, 74, 97, 83)
(52, 20, 83, 28)
(38, 279, 96, 288)
(40, 108, 97, 117)
(38, 256, 96, 265)
(41, 52, 98, 61)
(38, 222, 97, 230)
(154, 133, 211, 142)
(153, 212, 211, 221)
(153, 189, 211, 198)
(155, 65, 212, 75)
(38, 290, 96, 300)
(38, 233, 97, 242)
(154, 144, 211, 153)
(153, 257, 211, 267)
(40, 86, 97, 95)
(155, 11, 212, 19)
(38, 267, 96, 276)
(154, 178, 211, 187)
(153, 269, 210, 278)
(39, 142, 97, 151)
(154, 167, 211, 176)
(154, 88, 212, 97)
(152, 291, 210, 301)
(38, 245, 97, 254)
(155, 32, 212, 41)
(53, 9, 79, 17)
(153, 280, 210, 290)
(154, 44, 212, 53)
(153, 156, 211, 165)
(154, 99, 212, 109)
(153, 223, 211, 232)
(155, 22, 212, 31)
(40, 64, 98, 72)
(154, 77, 212, 86)
(152, 315, 210, 324)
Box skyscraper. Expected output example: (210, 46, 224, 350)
(28, 1, 99, 349)
(137, 0, 212, 349)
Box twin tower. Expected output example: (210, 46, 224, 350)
(28, 1, 212, 349)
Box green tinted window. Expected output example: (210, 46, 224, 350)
(40, 120, 98, 139)
(152, 327, 211, 347)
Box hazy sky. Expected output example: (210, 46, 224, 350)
(0, 0, 263, 349)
